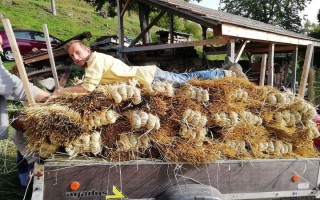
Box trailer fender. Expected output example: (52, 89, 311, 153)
(155, 184, 224, 200)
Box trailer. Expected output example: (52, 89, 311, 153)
(31, 156, 320, 200)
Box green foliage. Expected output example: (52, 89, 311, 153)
(219, 0, 312, 32)
(0, 0, 144, 42)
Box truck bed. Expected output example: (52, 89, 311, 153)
(31, 156, 320, 200)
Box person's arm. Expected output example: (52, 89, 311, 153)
(52, 84, 88, 95)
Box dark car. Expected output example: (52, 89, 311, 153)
(0, 29, 62, 61)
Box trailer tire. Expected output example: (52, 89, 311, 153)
(156, 184, 224, 200)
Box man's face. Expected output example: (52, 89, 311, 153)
(68, 43, 91, 67)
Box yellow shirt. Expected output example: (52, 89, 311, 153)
(82, 52, 158, 91)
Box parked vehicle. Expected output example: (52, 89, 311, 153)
(0, 29, 62, 61)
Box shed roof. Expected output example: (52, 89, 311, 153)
(139, 0, 320, 45)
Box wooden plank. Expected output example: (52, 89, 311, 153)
(42, 24, 60, 89)
(259, 54, 267, 86)
(129, 11, 165, 47)
(31, 163, 44, 200)
(24, 48, 67, 64)
(299, 43, 314, 97)
(235, 40, 248, 63)
(120, 0, 132, 17)
(267, 43, 275, 86)
(221, 24, 320, 46)
(1, 17, 35, 104)
(291, 46, 298, 93)
(121, 38, 229, 53)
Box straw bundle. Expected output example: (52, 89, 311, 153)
(21, 77, 319, 163)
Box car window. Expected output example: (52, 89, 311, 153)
(14, 31, 32, 39)
(32, 32, 46, 42)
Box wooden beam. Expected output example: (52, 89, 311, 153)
(227, 39, 235, 63)
(136, 0, 218, 29)
(117, 0, 124, 49)
(129, 11, 165, 47)
(299, 43, 314, 97)
(42, 24, 60, 89)
(138, 3, 150, 44)
(267, 43, 275, 86)
(121, 38, 229, 53)
(169, 14, 174, 44)
(235, 40, 249, 63)
(291, 46, 298, 93)
(2, 17, 35, 104)
(221, 24, 320, 46)
(259, 54, 267, 86)
(120, 0, 132, 17)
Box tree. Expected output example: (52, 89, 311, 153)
(219, 0, 311, 32)
(84, 0, 202, 17)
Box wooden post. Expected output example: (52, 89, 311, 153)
(138, 3, 150, 44)
(259, 54, 267, 86)
(291, 46, 298, 93)
(227, 39, 235, 63)
(116, 0, 124, 59)
(267, 43, 275, 86)
(299, 43, 314, 97)
(51, 0, 56, 16)
(169, 14, 174, 44)
(1, 17, 35, 104)
(42, 24, 59, 89)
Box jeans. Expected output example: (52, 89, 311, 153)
(153, 67, 225, 87)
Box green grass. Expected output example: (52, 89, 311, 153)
(0, 0, 145, 41)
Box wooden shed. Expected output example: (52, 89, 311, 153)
(116, 0, 320, 97)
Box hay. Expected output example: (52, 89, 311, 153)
(22, 77, 320, 163)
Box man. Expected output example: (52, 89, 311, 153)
(53, 40, 246, 95)
(0, 61, 50, 192)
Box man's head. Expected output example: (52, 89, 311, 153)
(65, 40, 91, 67)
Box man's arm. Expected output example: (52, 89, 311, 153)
(53, 84, 88, 95)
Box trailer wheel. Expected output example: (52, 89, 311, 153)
(156, 184, 224, 200)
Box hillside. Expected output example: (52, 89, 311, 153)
(0, 0, 143, 42)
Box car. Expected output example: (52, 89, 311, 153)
(0, 29, 63, 61)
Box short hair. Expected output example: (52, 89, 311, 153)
(64, 40, 88, 51)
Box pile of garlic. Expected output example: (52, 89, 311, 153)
(230, 88, 248, 102)
(257, 140, 292, 155)
(271, 110, 301, 127)
(266, 91, 295, 107)
(84, 109, 119, 130)
(225, 140, 247, 153)
(102, 83, 142, 104)
(177, 85, 209, 103)
(117, 133, 150, 151)
(145, 82, 175, 97)
(125, 110, 161, 130)
(179, 109, 207, 144)
(65, 131, 102, 158)
(38, 136, 60, 158)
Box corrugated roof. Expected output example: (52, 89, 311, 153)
(145, 0, 318, 42)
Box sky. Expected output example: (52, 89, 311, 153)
(192, 0, 319, 24)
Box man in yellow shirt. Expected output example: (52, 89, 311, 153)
(53, 40, 246, 94)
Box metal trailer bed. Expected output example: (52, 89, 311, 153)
(31, 156, 320, 200)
